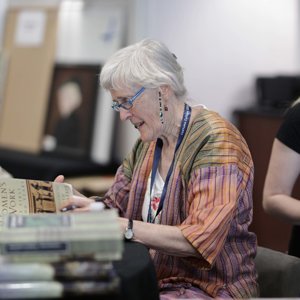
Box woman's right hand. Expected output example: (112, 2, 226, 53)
(60, 195, 96, 212)
(54, 174, 95, 212)
(55, 174, 86, 198)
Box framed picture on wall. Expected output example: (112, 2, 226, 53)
(42, 64, 101, 159)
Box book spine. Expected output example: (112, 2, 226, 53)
(0, 238, 123, 262)
(0, 261, 114, 282)
(0, 281, 63, 299)
(0, 278, 120, 299)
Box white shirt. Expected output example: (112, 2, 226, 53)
(142, 170, 165, 223)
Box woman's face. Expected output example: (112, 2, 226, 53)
(110, 87, 162, 142)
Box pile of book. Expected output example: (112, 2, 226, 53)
(0, 260, 121, 299)
(0, 210, 124, 299)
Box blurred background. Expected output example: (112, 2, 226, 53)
(1, 0, 299, 164)
(0, 0, 300, 253)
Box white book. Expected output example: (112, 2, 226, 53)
(0, 207, 123, 262)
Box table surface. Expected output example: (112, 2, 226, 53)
(114, 241, 159, 300)
(65, 175, 115, 195)
(1, 242, 159, 300)
(62, 241, 159, 300)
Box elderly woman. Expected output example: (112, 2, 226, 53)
(58, 39, 258, 299)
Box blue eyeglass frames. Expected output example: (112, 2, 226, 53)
(111, 87, 145, 112)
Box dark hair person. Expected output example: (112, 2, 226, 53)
(263, 98, 300, 258)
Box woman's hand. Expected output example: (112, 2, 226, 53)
(60, 195, 96, 212)
(54, 175, 95, 212)
(54, 175, 65, 184)
(54, 174, 85, 198)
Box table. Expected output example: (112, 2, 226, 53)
(63, 241, 159, 300)
(65, 175, 115, 197)
(0, 148, 118, 181)
(114, 241, 159, 300)
(0, 242, 159, 300)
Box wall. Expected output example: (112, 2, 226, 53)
(55, 0, 127, 164)
(1, 0, 300, 164)
(0, 0, 8, 44)
(0, 0, 128, 165)
(115, 0, 300, 162)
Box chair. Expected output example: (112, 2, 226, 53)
(255, 246, 300, 297)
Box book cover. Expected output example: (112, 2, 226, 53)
(0, 178, 73, 226)
(0, 211, 123, 262)
(0, 260, 115, 282)
(0, 277, 120, 299)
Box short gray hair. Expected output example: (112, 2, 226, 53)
(100, 38, 187, 99)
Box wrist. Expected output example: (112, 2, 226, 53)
(124, 219, 134, 241)
(89, 196, 110, 208)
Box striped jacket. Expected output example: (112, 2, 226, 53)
(104, 109, 259, 298)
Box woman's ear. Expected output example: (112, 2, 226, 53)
(159, 85, 171, 112)
(159, 85, 170, 98)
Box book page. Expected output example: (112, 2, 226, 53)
(0, 178, 73, 226)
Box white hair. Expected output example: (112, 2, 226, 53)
(100, 38, 187, 99)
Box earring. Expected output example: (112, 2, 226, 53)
(158, 91, 164, 124)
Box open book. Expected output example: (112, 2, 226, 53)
(0, 178, 73, 226)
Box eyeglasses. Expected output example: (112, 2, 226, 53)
(111, 87, 145, 112)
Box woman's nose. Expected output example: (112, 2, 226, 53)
(119, 109, 131, 121)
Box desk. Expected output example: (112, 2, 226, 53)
(0, 148, 118, 181)
(114, 242, 159, 300)
(0, 242, 159, 300)
(65, 175, 115, 196)
(62, 242, 159, 300)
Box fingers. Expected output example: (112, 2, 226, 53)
(72, 206, 94, 212)
(72, 195, 93, 207)
(72, 187, 85, 197)
(54, 176, 84, 199)
(54, 175, 83, 198)
(54, 175, 65, 183)
(60, 201, 104, 213)
(59, 195, 94, 212)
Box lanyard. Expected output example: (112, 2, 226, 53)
(147, 103, 191, 223)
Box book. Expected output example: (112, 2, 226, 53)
(0, 178, 73, 226)
(0, 260, 115, 282)
(0, 211, 123, 262)
(0, 278, 120, 299)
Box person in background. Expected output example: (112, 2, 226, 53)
(58, 38, 258, 299)
(43, 78, 82, 152)
(263, 98, 300, 257)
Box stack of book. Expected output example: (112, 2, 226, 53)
(0, 260, 120, 299)
(0, 178, 124, 299)
(0, 212, 123, 261)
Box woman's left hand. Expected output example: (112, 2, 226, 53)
(60, 195, 95, 212)
(54, 174, 85, 198)
(55, 174, 95, 212)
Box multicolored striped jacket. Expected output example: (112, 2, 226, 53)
(104, 109, 259, 298)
